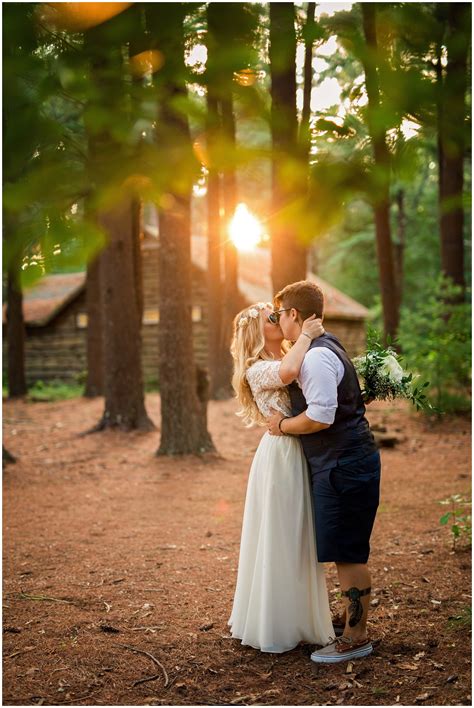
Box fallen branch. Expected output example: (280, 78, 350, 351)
(132, 672, 162, 687)
(115, 643, 169, 688)
(8, 647, 36, 659)
(56, 691, 99, 704)
(17, 592, 76, 605)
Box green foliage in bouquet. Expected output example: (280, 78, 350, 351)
(353, 328, 432, 411)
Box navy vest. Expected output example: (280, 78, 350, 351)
(288, 332, 377, 472)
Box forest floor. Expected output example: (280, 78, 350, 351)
(3, 395, 472, 707)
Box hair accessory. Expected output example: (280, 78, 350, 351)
(237, 302, 267, 328)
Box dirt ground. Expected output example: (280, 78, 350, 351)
(3, 395, 472, 707)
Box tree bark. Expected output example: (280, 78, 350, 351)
(219, 91, 239, 398)
(300, 2, 316, 159)
(394, 188, 405, 308)
(269, 3, 307, 293)
(6, 252, 27, 398)
(84, 252, 103, 397)
(157, 198, 214, 454)
(205, 87, 227, 398)
(221, 95, 239, 312)
(85, 20, 154, 431)
(438, 3, 469, 296)
(205, 1, 243, 399)
(147, 3, 215, 454)
(97, 199, 154, 431)
(132, 198, 144, 323)
(361, 3, 399, 340)
(435, 47, 444, 210)
(3, 446, 16, 465)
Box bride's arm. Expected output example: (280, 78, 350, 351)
(278, 316, 324, 384)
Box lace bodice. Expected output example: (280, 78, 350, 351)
(246, 360, 292, 418)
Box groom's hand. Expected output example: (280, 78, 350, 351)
(267, 409, 285, 436)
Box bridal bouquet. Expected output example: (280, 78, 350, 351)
(352, 328, 432, 411)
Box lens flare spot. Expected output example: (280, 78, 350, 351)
(233, 69, 265, 87)
(130, 50, 164, 77)
(39, 2, 133, 31)
(229, 204, 263, 252)
(192, 135, 208, 167)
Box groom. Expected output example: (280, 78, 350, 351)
(267, 280, 381, 663)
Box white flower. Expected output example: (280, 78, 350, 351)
(380, 354, 404, 383)
(248, 308, 259, 318)
(238, 316, 249, 327)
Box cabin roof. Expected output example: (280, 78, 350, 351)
(4, 236, 368, 326)
(190, 236, 369, 321)
(2, 272, 86, 326)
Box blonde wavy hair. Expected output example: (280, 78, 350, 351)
(230, 302, 284, 427)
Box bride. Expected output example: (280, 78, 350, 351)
(228, 302, 333, 653)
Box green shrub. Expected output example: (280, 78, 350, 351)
(144, 376, 160, 392)
(28, 380, 83, 401)
(397, 276, 471, 414)
(439, 494, 472, 551)
(448, 606, 472, 630)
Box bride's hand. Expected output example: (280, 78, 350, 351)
(301, 315, 325, 340)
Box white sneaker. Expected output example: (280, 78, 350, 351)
(311, 637, 373, 664)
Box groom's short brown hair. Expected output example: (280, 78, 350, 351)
(274, 280, 324, 320)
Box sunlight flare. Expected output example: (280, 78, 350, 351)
(38, 2, 133, 31)
(229, 204, 263, 252)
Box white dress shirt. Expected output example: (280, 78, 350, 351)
(299, 347, 345, 425)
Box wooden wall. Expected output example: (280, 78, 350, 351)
(3, 244, 366, 386)
(2, 246, 210, 387)
(325, 318, 367, 359)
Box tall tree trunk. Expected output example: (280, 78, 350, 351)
(3, 446, 16, 465)
(299, 2, 316, 158)
(85, 21, 154, 431)
(438, 3, 469, 297)
(205, 2, 242, 399)
(435, 46, 444, 212)
(394, 188, 405, 308)
(84, 252, 103, 397)
(361, 3, 399, 340)
(132, 198, 144, 323)
(6, 251, 27, 398)
(270, 3, 307, 293)
(221, 96, 239, 311)
(157, 198, 214, 453)
(97, 199, 154, 430)
(83, 48, 104, 399)
(206, 88, 227, 398)
(128, 13, 147, 326)
(218, 91, 238, 398)
(147, 3, 214, 454)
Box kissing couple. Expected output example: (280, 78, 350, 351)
(228, 280, 381, 664)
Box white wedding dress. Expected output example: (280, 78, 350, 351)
(228, 360, 334, 653)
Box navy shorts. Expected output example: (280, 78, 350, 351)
(311, 450, 381, 564)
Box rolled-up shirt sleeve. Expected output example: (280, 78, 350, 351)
(299, 347, 344, 425)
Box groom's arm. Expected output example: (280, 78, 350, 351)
(270, 411, 330, 435)
(267, 348, 344, 436)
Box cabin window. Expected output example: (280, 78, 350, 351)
(143, 309, 159, 325)
(76, 313, 88, 328)
(77, 308, 200, 328)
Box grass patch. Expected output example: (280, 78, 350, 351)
(144, 377, 160, 392)
(372, 687, 388, 696)
(28, 380, 84, 402)
(448, 606, 471, 630)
